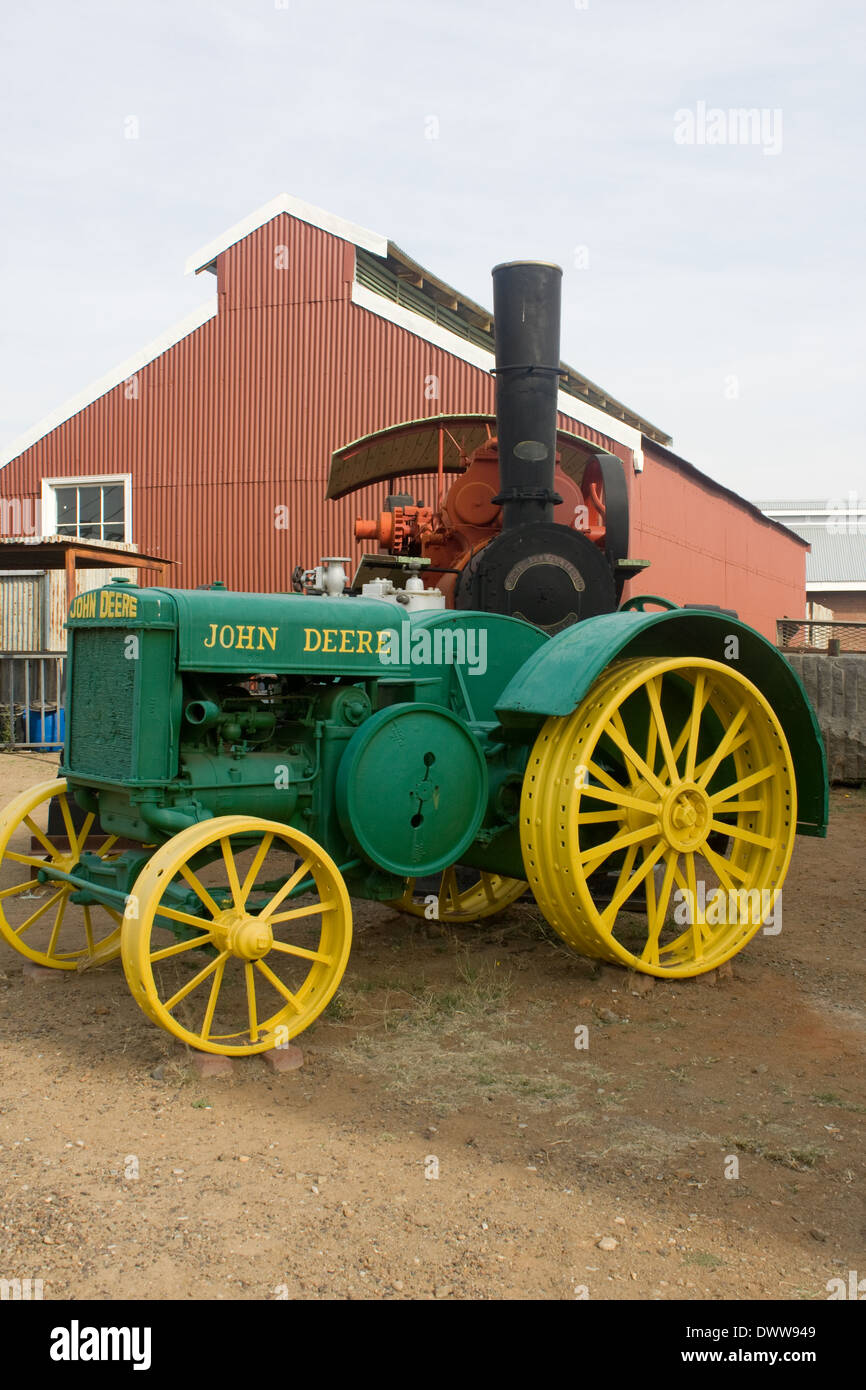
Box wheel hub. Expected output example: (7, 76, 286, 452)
(661, 782, 710, 852)
(211, 909, 273, 960)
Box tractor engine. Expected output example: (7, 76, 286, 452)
(320, 261, 644, 632)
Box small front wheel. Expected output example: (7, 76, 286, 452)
(122, 817, 352, 1054)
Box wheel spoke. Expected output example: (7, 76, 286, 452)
(697, 703, 749, 788)
(579, 821, 661, 873)
(580, 780, 660, 815)
(611, 710, 639, 787)
(0, 879, 39, 899)
(575, 809, 625, 825)
(255, 958, 302, 1011)
(440, 866, 459, 912)
(683, 672, 707, 781)
(83, 906, 95, 954)
(602, 720, 666, 795)
(261, 857, 313, 919)
(645, 708, 658, 780)
(584, 759, 628, 795)
(684, 852, 703, 960)
(5, 850, 55, 868)
(245, 963, 259, 1042)
(710, 819, 775, 850)
(95, 834, 119, 859)
(45, 896, 68, 957)
(601, 839, 666, 927)
(240, 833, 274, 901)
(641, 850, 678, 965)
(645, 676, 679, 784)
(268, 899, 336, 925)
(14, 888, 66, 935)
(22, 816, 57, 858)
(702, 841, 750, 884)
(156, 904, 219, 933)
(708, 766, 775, 805)
(162, 951, 229, 1012)
(75, 812, 96, 854)
(200, 957, 226, 1040)
(268, 939, 333, 964)
(220, 837, 244, 910)
(693, 731, 750, 783)
(149, 933, 214, 963)
(178, 862, 222, 916)
(58, 795, 78, 850)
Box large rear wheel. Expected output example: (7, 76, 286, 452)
(521, 657, 796, 976)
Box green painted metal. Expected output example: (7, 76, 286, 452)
(57, 578, 827, 930)
(495, 608, 828, 836)
(335, 703, 488, 875)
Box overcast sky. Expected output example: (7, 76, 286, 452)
(1, 0, 863, 502)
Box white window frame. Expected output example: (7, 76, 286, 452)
(41, 473, 132, 544)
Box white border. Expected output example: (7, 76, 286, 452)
(0, 301, 217, 470)
(184, 193, 388, 276)
(350, 280, 644, 469)
(41, 473, 133, 544)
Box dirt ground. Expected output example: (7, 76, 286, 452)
(0, 751, 863, 1302)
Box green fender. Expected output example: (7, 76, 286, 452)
(495, 609, 828, 837)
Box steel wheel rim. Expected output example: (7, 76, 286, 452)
(122, 816, 352, 1055)
(521, 657, 797, 976)
(0, 778, 123, 969)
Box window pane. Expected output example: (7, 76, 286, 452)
(55, 489, 77, 526)
(103, 522, 125, 541)
(55, 523, 76, 534)
(78, 487, 101, 524)
(102, 485, 124, 524)
(77, 523, 101, 541)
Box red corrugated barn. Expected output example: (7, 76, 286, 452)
(0, 194, 807, 642)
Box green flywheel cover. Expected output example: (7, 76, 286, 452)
(335, 703, 488, 876)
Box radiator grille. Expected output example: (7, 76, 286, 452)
(67, 628, 137, 779)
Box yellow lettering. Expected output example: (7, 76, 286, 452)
(376, 631, 390, 653)
(203, 624, 218, 648)
(258, 626, 278, 652)
(322, 630, 337, 653)
(99, 590, 111, 618)
(339, 629, 355, 653)
(235, 625, 255, 650)
(356, 631, 373, 654)
(219, 626, 234, 648)
(304, 628, 322, 652)
(129, 595, 138, 618)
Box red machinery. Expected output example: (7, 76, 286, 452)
(324, 413, 642, 624)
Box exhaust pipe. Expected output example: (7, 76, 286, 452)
(491, 261, 564, 529)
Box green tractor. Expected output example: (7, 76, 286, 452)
(0, 264, 827, 1056)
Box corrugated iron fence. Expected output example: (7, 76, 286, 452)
(0, 653, 65, 749)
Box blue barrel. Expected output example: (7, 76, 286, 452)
(27, 707, 66, 749)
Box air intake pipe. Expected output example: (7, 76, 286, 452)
(491, 261, 564, 529)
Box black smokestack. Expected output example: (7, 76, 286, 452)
(491, 261, 563, 529)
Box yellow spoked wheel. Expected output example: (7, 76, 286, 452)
(389, 866, 527, 923)
(0, 778, 123, 969)
(121, 816, 352, 1055)
(521, 657, 797, 976)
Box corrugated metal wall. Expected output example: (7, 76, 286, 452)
(0, 211, 804, 639)
(0, 573, 44, 650)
